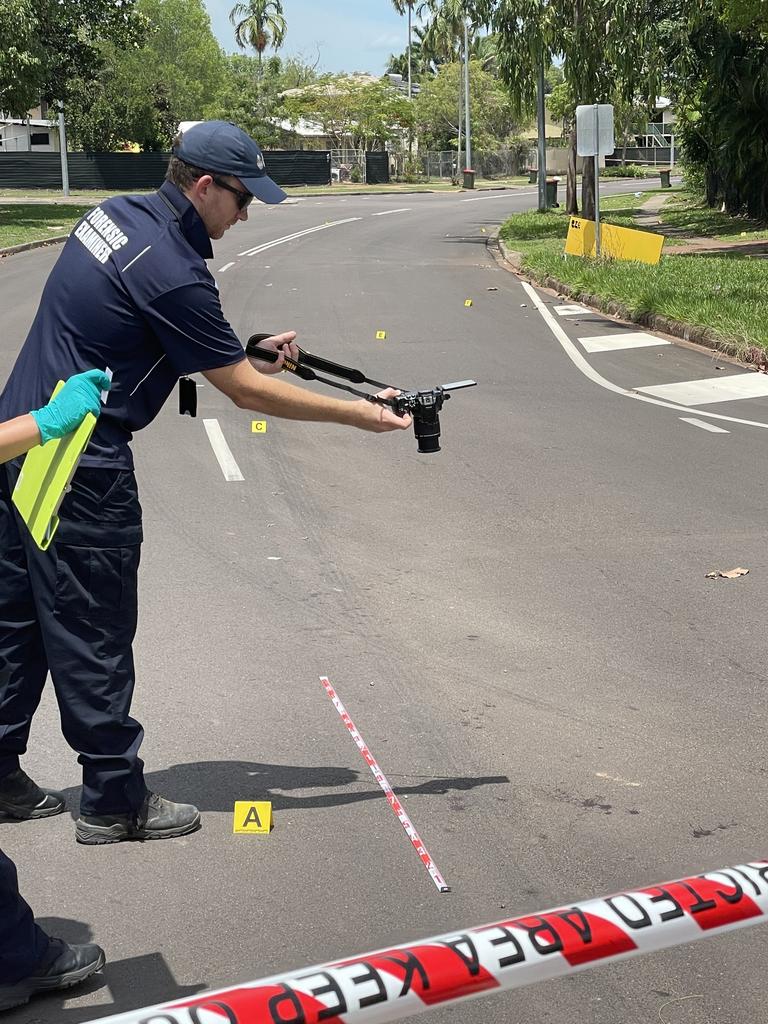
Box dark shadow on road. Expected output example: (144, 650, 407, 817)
(56, 762, 510, 817)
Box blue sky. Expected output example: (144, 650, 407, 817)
(202, 1, 416, 75)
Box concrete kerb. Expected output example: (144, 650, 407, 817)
(0, 234, 69, 258)
(494, 235, 744, 363)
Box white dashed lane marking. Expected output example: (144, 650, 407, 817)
(637, 373, 768, 406)
(579, 332, 671, 353)
(203, 419, 244, 482)
(680, 417, 730, 434)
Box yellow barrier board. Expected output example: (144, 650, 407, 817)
(565, 217, 664, 265)
(233, 801, 273, 834)
(12, 381, 97, 551)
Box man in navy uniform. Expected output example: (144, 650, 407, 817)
(0, 121, 411, 846)
(0, 372, 110, 1009)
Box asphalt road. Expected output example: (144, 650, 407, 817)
(1, 180, 768, 1024)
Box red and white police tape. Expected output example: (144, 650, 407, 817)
(87, 858, 768, 1024)
(320, 676, 450, 893)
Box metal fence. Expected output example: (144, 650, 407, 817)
(389, 147, 537, 183)
(0, 149, 331, 190)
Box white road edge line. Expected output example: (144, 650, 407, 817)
(203, 419, 244, 482)
(521, 281, 768, 431)
(680, 417, 730, 434)
(460, 193, 518, 202)
(372, 208, 412, 216)
(218, 261, 236, 272)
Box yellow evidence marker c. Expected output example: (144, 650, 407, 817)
(375, 331, 387, 340)
(251, 421, 268, 433)
(464, 299, 473, 307)
(233, 801, 273, 834)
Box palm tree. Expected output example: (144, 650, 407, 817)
(229, 0, 287, 72)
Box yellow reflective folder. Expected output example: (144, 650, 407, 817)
(11, 381, 97, 550)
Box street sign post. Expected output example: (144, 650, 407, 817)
(576, 103, 615, 257)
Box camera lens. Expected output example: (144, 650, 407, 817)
(414, 415, 441, 454)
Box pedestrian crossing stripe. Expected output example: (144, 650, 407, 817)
(579, 332, 670, 353)
(233, 801, 273, 834)
(636, 373, 768, 406)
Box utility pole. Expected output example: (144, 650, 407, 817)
(536, 60, 547, 210)
(58, 102, 70, 197)
(463, 17, 472, 172)
(457, 71, 463, 181)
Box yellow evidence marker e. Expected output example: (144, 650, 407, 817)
(375, 330, 387, 340)
(233, 801, 273, 834)
(251, 421, 267, 433)
(464, 299, 473, 307)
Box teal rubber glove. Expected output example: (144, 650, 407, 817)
(30, 369, 111, 445)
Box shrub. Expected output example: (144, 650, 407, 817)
(601, 163, 652, 178)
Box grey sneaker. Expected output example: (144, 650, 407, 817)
(0, 768, 66, 820)
(75, 792, 201, 845)
(0, 938, 105, 1011)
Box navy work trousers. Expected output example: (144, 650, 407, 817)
(0, 848, 49, 984)
(0, 464, 148, 817)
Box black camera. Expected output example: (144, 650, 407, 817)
(245, 333, 476, 454)
(392, 381, 476, 454)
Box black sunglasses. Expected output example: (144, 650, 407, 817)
(211, 175, 253, 210)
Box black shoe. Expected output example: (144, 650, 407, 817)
(75, 792, 201, 845)
(0, 938, 105, 1011)
(0, 768, 65, 820)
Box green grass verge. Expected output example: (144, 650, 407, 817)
(659, 190, 768, 241)
(0, 203, 92, 248)
(0, 178, 532, 203)
(500, 202, 768, 354)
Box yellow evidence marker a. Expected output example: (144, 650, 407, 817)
(375, 330, 387, 340)
(464, 299, 473, 307)
(233, 801, 273, 834)
(251, 421, 268, 433)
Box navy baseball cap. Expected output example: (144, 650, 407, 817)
(173, 120, 286, 205)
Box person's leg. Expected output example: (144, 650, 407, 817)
(0, 848, 105, 1011)
(0, 467, 63, 818)
(0, 849, 49, 984)
(21, 468, 148, 818)
(19, 466, 199, 843)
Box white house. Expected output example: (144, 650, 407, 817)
(0, 103, 59, 152)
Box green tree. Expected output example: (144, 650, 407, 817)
(229, 0, 287, 70)
(478, 0, 664, 216)
(415, 58, 518, 150)
(670, 4, 768, 219)
(207, 52, 319, 145)
(0, 0, 147, 116)
(282, 77, 415, 166)
(0, 0, 41, 114)
(717, 0, 768, 31)
(66, 0, 224, 151)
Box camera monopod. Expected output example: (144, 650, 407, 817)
(246, 333, 477, 454)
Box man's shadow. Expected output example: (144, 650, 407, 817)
(57, 761, 510, 816)
(2, 917, 204, 1024)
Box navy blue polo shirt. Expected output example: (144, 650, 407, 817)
(0, 181, 246, 469)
